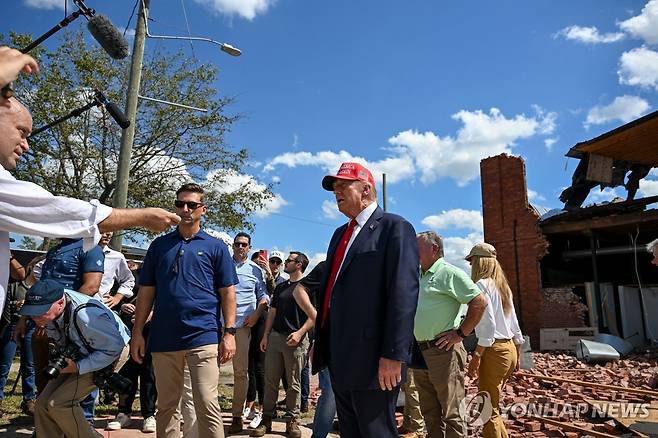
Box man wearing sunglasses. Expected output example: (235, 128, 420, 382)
(227, 232, 268, 434)
(131, 183, 238, 438)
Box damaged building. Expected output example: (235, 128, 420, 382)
(480, 110, 658, 351)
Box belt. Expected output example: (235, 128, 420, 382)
(494, 338, 512, 344)
(417, 340, 436, 351)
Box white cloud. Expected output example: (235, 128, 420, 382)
(639, 178, 658, 197)
(584, 95, 651, 127)
(205, 169, 288, 217)
(421, 209, 483, 234)
(544, 137, 558, 151)
(271, 176, 281, 183)
(193, 0, 276, 20)
(586, 187, 623, 204)
(555, 25, 624, 44)
(528, 189, 546, 202)
(305, 252, 327, 273)
(619, 0, 658, 45)
(266, 107, 556, 187)
(443, 233, 483, 273)
(618, 47, 658, 90)
(23, 0, 66, 9)
(321, 199, 340, 220)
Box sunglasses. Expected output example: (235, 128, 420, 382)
(285, 259, 299, 264)
(174, 200, 204, 210)
(233, 242, 249, 248)
(269, 259, 282, 265)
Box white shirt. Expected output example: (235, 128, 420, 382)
(0, 167, 112, 313)
(474, 277, 524, 347)
(98, 246, 135, 298)
(337, 202, 378, 276)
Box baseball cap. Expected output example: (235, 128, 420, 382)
(465, 243, 497, 261)
(322, 162, 376, 192)
(269, 250, 285, 262)
(19, 280, 65, 316)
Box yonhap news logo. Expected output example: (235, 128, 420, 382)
(459, 391, 493, 427)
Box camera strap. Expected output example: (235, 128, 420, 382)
(63, 297, 107, 354)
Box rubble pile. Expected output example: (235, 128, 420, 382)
(466, 352, 658, 437)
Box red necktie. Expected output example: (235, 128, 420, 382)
(321, 219, 357, 328)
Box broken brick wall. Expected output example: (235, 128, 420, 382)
(480, 154, 585, 348)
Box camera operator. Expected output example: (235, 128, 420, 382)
(19, 279, 130, 438)
(0, 48, 181, 319)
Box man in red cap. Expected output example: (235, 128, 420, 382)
(312, 162, 420, 438)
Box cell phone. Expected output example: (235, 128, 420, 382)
(259, 249, 268, 260)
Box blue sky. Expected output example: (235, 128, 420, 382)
(5, 0, 658, 270)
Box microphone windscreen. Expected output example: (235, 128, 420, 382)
(87, 15, 129, 60)
(105, 101, 131, 129)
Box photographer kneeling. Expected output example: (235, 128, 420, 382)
(19, 279, 131, 438)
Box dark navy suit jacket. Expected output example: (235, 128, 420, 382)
(312, 205, 420, 391)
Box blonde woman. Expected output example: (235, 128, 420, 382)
(465, 243, 523, 438)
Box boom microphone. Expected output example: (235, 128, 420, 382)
(87, 15, 129, 60)
(95, 91, 130, 129)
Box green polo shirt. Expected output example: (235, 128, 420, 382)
(414, 257, 481, 342)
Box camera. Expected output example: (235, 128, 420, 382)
(44, 343, 132, 394)
(43, 343, 82, 380)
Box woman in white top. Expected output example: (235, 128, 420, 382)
(465, 242, 524, 438)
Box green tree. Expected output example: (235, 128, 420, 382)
(5, 31, 273, 233)
(19, 236, 39, 250)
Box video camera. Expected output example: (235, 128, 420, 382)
(45, 342, 132, 394)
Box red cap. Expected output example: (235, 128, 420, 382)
(322, 162, 376, 191)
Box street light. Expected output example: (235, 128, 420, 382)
(143, 9, 241, 56)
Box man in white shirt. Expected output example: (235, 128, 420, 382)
(97, 232, 135, 309)
(0, 48, 180, 317)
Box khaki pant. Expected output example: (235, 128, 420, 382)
(479, 340, 517, 438)
(263, 330, 308, 418)
(34, 345, 129, 437)
(402, 368, 425, 433)
(178, 364, 198, 438)
(152, 344, 224, 438)
(231, 326, 251, 416)
(415, 343, 467, 438)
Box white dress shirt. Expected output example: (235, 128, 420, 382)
(474, 277, 524, 347)
(336, 202, 378, 275)
(0, 166, 112, 313)
(98, 246, 135, 298)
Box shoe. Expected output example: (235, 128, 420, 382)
(246, 407, 257, 421)
(242, 406, 251, 419)
(228, 416, 243, 434)
(142, 416, 156, 433)
(249, 410, 263, 429)
(286, 418, 302, 438)
(250, 416, 272, 437)
(106, 413, 132, 430)
(21, 399, 35, 416)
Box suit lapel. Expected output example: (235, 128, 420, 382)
(337, 206, 383, 277)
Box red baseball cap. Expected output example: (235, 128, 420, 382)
(322, 162, 376, 191)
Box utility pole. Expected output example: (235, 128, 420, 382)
(111, 0, 149, 250)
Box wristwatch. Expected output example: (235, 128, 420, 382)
(456, 327, 467, 339)
(224, 326, 237, 335)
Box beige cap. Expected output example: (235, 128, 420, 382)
(465, 242, 497, 261)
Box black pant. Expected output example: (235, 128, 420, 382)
(247, 312, 267, 405)
(332, 383, 400, 438)
(118, 325, 157, 417)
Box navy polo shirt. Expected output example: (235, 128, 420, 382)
(41, 239, 105, 290)
(140, 229, 238, 352)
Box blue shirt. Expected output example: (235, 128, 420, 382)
(41, 239, 105, 290)
(233, 259, 268, 327)
(140, 229, 238, 352)
(46, 290, 130, 375)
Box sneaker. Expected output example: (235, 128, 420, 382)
(286, 418, 302, 438)
(142, 416, 156, 433)
(242, 406, 251, 419)
(106, 413, 132, 430)
(250, 416, 272, 437)
(228, 416, 243, 434)
(249, 410, 263, 429)
(246, 407, 257, 421)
